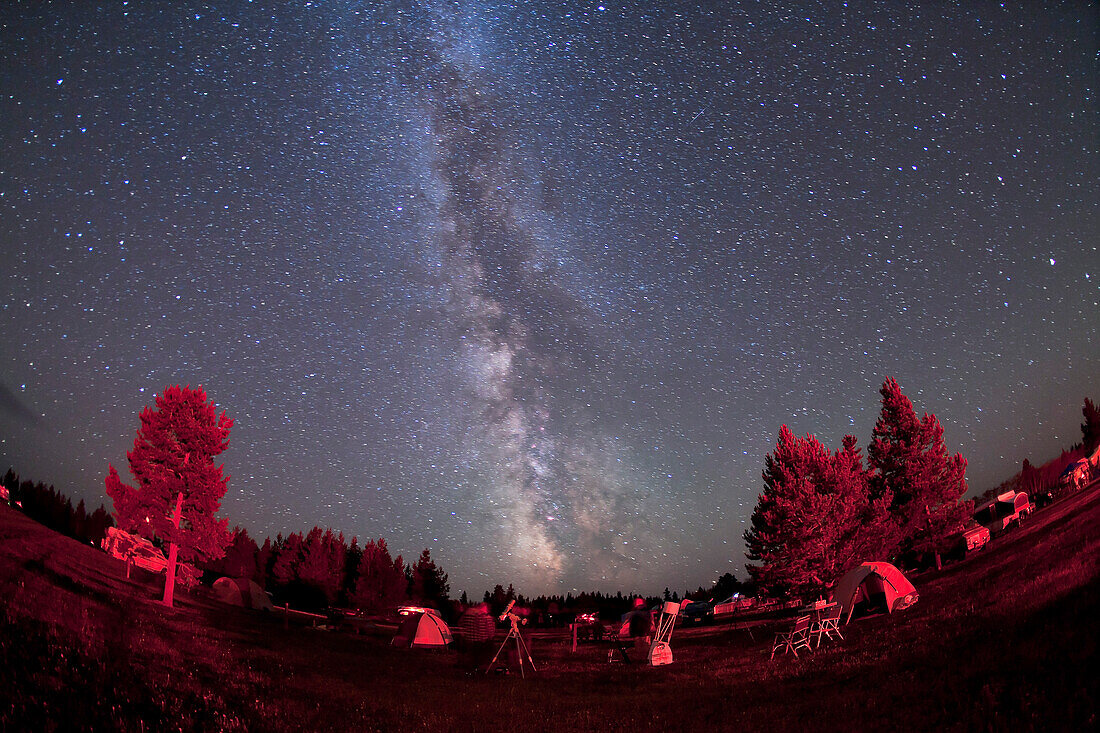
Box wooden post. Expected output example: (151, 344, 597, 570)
(571, 623, 578, 653)
(924, 503, 943, 572)
(161, 492, 183, 608)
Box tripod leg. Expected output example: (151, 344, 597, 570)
(515, 634, 525, 679)
(517, 633, 537, 671)
(486, 632, 512, 674)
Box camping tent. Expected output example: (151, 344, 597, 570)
(834, 562, 918, 624)
(212, 576, 274, 611)
(391, 610, 453, 649)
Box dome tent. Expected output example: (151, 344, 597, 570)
(391, 609, 453, 649)
(212, 576, 273, 611)
(834, 562, 918, 624)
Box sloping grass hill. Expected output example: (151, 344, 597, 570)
(1, 483, 1097, 731)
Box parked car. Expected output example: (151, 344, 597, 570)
(713, 594, 755, 617)
(100, 527, 200, 585)
(1060, 458, 1092, 492)
(681, 600, 714, 624)
(974, 490, 1030, 533)
(102, 526, 167, 571)
(955, 520, 991, 554)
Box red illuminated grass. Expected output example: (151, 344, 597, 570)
(1, 485, 1097, 731)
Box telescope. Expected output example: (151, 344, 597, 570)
(488, 599, 536, 677)
(499, 600, 526, 625)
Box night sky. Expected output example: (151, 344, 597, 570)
(1, 2, 1096, 598)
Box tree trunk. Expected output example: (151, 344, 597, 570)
(161, 492, 184, 608)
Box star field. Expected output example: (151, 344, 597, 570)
(1, 1, 1096, 596)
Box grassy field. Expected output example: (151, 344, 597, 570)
(1, 484, 1097, 732)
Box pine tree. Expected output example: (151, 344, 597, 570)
(1082, 397, 1100, 453)
(1, 468, 16, 497)
(327, 531, 349, 604)
(221, 527, 259, 580)
(746, 426, 894, 597)
(410, 549, 450, 609)
(341, 537, 362, 608)
(72, 499, 88, 540)
(352, 538, 407, 614)
(255, 536, 273, 588)
(868, 378, 970, 563)
(271, 531, 304, 589)
(823, 435, 893, 577)
(745, 425, 835, 596)
(297, 527, 330, 606)
(105, 385, 233, 607)
(288, 527, 346, 609)
(87, 505, 114, 546)
(1019, 459, 1041, 496)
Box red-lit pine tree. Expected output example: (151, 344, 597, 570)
(271, 531, 304, 589)
(105, 385, 233, 607)
(822, 435, 893, 579)
(352, 538, 407, 614)
(746, 427, 895, 597)
(297, 527, 346, 607)
(868, 378, 970, 565)
(744, 425, 835, 596)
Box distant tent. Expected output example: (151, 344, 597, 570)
(834, 562, 918, 624)
(212, 576, 273, 611)
(391, 610, 453, 649)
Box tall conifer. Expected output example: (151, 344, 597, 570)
(105, 385, 233, 606)
(868, 378, 970, 561)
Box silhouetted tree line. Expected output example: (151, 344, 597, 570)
(991, 396, 1099, 503)
(10, 392, 1094, 616)
(204, 526, 449, 615)
(2, 464, 451, 616)
(481, 589, 659, 624)
(2, 468, 114, 547)
(464, 575, 744, 625)
(745, 378, 971, 599)
(684, 572, 748, 602)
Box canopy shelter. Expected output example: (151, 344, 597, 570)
(392, 610, 453, 649)
(212, 576, 273, 611)
(834, 562, 918, 624)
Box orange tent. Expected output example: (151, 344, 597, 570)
(835, 562, 918, 624)
(391, 610, 453, 649)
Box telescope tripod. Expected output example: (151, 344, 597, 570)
(486, 617, 537, 678)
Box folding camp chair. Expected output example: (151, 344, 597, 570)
(811, 604, 844, 647)
(771, 614, 813, 659)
